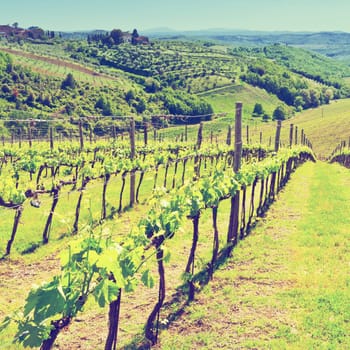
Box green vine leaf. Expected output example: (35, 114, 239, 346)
(141, 270, 155, 289)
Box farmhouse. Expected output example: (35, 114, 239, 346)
(0, 25, 45, 40)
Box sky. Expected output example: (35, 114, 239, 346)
(1, 0, 350, 33)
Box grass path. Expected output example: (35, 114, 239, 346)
(156, 161, 350, 349)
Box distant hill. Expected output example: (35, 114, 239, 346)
(1, 31, 350, 127)
(145, 29, 350, 64)
(145, 28, 350, 42)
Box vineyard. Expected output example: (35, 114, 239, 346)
(0, 30, 350, 349)
(0, 101, 322, 349)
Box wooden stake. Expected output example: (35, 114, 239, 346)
(143, 122, 148, 146)
(301, 129, 304, 145)
(196, 122, 203, 150)
(79, 120, 84, 150)
(50, 127, 54, 150)
(226, 125, 232, 145)
(28, 121, 32, 148)
(129, 118, 136, 207)
(275, 120, 282, 152)
(227, 102, 242, 251)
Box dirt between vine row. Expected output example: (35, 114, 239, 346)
(0, 255, 61, 317)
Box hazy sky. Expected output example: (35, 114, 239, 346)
(2, 0, 350, 33)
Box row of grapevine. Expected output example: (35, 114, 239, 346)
(328, 133, 350, 166)
(0, 104, 315, 348)
(0, 145, 315, 349)
(0, 137, 271, 255)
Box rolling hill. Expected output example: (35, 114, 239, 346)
(1, 30, 350, 145)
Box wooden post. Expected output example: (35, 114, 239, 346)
(227, 102, 242, 252)
(28, 121, 32, 148)
(193, 122, 203, 180)
(1, 136, 4, 146)
(260, 131, 263, 145)
(185, 124, 188, 142)
(112, 125, 116, 140)
(50, 127, 54, 150)
(226, 125, 232, 145)
(210, 131, 213, 144)
(153, 128, 157, 141)
(289, 124, 294, 148)
(196, 122, 203, 150)
(295, 126, 298, 145)
(275, 120, 282, 152)
(89, 124, 93, 144)
(19, 129, 22, 148)
(269, 120, 282, 203)
(246, 125, 249, 145)
(129, 118, 136, 208)
(301, 129, 304, 145)
(143, 122, 148, 146)
(234, 106, 243, 171)
(79, 120, 84, 150)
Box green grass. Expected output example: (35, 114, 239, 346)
(245, 98, 350, 158)
(156, 161, 350, 349)
(199, 83, 288, 119)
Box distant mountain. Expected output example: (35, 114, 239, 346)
(144, 29, 350, 64)
(145, 28, 350, 44)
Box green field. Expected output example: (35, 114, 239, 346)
(199, 83, 287, 118)
(245, 98, 350, 158)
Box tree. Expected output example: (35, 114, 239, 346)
(110, 29, 123, 45)
(144, 78, 161, 93)
(324, 88, 334, 104)
(272, 105, 287, 121)
(61, 73, 77, 90)
(125, 90, 135, 105)
(294, 95, 304, 111)
(135, 98, 146, 114)
(131, 29, 139, 45)
(95, 96, 113, 115)
(310, 89, 320, 108)
(252, 103, 264, 117)
(262, 113, 270, 122)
